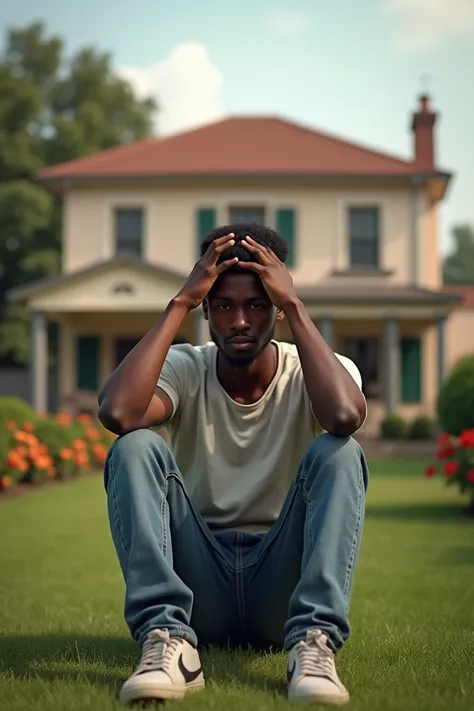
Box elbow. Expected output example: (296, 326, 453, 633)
(98, 404, 132, 436)
(326, 403, 366, 438)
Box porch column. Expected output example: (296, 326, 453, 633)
(195, 307, 209, 345)
(59, 320, 75, 400)
(437, 314, 446, 387)
(30, 310, 48, 413)
(384, 317, 400, 412)
(319, 316, 334, 348)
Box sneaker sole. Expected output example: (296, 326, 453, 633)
(288, 690, 350, 706)
(119, 679, 205, 704)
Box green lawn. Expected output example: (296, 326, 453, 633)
(0, 459, 473, 711)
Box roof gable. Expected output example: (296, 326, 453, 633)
(38, 115, 448, 182)
(8, 255, 187, 311)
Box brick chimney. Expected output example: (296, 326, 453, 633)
(411, 94, 437, 168)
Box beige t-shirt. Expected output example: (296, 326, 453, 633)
(158, 340, 363, 533)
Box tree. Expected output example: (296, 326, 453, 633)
(443, 225, 474, 285)
(0, 22, 157, 364)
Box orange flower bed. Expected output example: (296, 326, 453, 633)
(0, 410, 116, 494)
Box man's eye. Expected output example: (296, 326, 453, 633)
(216, 304, 230, 310)
(250, 303, 264, 309)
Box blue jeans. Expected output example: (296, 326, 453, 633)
(104, 430, 368, 653)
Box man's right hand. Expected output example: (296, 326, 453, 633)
(175, 233, 238, 311)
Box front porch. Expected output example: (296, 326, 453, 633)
(29, 309, 209, 416)
(275, 296, 455, 435)
(9, 258, 461, 435)
(29, 311, 447, 433)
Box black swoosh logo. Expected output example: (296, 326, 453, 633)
(287, 660, 296, 684)
(178, 653, 203, 683)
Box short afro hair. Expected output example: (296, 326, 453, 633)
(200, 223, 289, 269)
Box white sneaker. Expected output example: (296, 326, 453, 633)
(119, 628, 205, 704)
(287, 629, 349, 706)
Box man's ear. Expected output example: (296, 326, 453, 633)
(203, 299, 209, 320)
(276, 308, 285, 322)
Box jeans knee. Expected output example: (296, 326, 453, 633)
(104, 429, 172, 489)
(303, 434, 367, 488)
(109, 428, 167, 460)
(308, 433, 362, 460)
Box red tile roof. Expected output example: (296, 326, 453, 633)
(38, 116, 449, 182)
(442, 286, 474, 308)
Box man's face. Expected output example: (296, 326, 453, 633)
(205, 272, 278, 365)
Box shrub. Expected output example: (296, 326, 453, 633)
(0, 397, 35, 430)
(424, 430, 474, 513)
(0, 403, 116, 495)
(34, 416, 86, 479)
(437, 354, 474, 436)
(408, 415, 436, 440)
(380, 413, 407, 439)
(0, 423, 54, 485)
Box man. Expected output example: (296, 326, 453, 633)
(98, 224, 368, 707)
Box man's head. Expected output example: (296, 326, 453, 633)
(201, 223, 289, 366)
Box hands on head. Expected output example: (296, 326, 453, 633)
(176, 233, 296, 311)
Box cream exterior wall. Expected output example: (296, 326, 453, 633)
(445, 308, 474, 372)
(35, 174, 465, 429)
(62, 180, 433, 288)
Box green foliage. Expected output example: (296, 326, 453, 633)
(407, 415, 436, 440)
(0, 180, 52, 241)
(437, 354, 474, 435)
(443, 224, 474, 285)
(34, 416, 83, 478)
(0, 21, 157, 365)
(0, 396, 35, 428)
(380, 413, 407, 439)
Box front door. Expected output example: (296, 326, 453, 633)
(115, 338, 141, 367)
(343, 337, 380, 399)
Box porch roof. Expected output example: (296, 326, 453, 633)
(296, 284, 462, 306)
(7, 254, 187, 302)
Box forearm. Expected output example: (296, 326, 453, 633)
(282, 298, 366, 436)
(98, 297, 189, 423)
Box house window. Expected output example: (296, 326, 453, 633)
(114, 208, 143, 256)
(343, 337, 380, 399)
(276, 208, 296, 268)
(196, 207, 217, 257)
(348, 207, 379, 268)
(229, 206, 265, 224)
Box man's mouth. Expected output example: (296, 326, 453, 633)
(227, 336, 255, 350)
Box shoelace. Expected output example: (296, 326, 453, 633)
(138, 629, 180, 673)
(297, 630, 336, 679)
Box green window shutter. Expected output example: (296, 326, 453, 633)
(276, 208, 296, 268)
(196, 208, 217, 258)
(76, 336, 100, 390)
(401, 338, 422, 403)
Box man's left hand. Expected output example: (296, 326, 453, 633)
(238, 236, 297, 308)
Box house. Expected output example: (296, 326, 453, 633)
(9, 94, 470, 435)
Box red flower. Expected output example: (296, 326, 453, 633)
(444, 461, 459, 477)
(424, 465, 436, 478)
(438, 433, 451, 445)
(437, 444, 456, 459)
(458, 429, 474, 448)
(467, 469, 474, 484)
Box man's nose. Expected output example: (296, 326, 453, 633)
(230, 308, 250, 331)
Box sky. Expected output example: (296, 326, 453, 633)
(1, 0, 473, 255)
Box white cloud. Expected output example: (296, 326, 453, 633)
(385, 0, 474, 50)
(269, 12, 309, 36)
(118, 42, 224, 136)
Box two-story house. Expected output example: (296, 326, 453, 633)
(9, 95, 468, 434)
